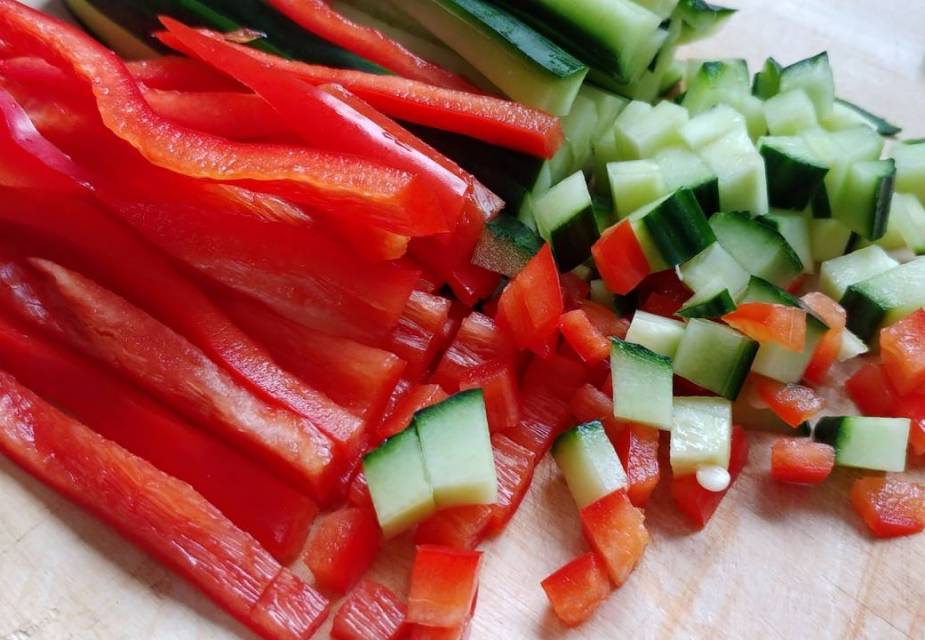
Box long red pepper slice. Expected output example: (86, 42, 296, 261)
(0, 313, 316, 562)
(0, 371, 329, 639)
(0, 255, 338, 501)
(0, 0, 444, 236)
(155, 27, 563, 158)
(127, 56, 247, 92)
(267, 0, 476, 91)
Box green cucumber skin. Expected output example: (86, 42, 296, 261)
(691, 177, 721, 216)
(472, 216, 543, 278)
(676, 0, 735, 44)
(548, 206, 601, 271)
(677, 288, 736, 318)
(752, 57, 782, 99)
(834, 98, 902, 137)
(840, 284, 885, 342)
(642, 189, 715, 266)
(710, 211, 804, 287)
(759, 142, 829, 210)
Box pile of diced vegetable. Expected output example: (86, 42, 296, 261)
(0, 0, 922, 636)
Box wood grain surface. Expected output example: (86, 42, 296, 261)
(2, 1, 925, 639)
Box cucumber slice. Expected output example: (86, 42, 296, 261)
(833, 159, 896, 240)
(607, 160, 668, 219)
(893, 140, 925, 204)
(810, 218, 853, 262)
(534, 172, 600, 270)
(682, 59, 750, 115)
(763, 210, 814, 274)
(778, 52, 835, 118)
(819, 245, 899, 301)
(472, 216, 543, 278)
(625, 310, 686, 358)
(758, 136, 828, 210)
(752, 57, 782, 99)
(669, 397, 733, 475)
(677, 284, 736, 318)
(676, 0, 735, 45)
(611, 338, 674, 429)
(841, 257, 925, 341)
(890, 192, 925, 254)
(814, 416, 909, 472)
(823, 98, 902, 137)
(673, 318, 758, 399)
(699, 129, 769, 215)
(837, 329, 869, 362)
(414, 389, 497, 508)
(615, 100, 689, 160)
(552, 421, 628, 509)
(679, 104, 747, 150)
(580, 84, 630, 138)
(654, 147, 720, 215)
(630, 0, 679, 20)
(401, 0, 588, 115)
(678, 241, 750, 296)
(710, 211, 803, 287)
(363, 427, 436, 538)
(763, 90, 818, 136)
(737, 275, 803, 307)
(738, 94, 768, 142)
(639, 188, 715, 266)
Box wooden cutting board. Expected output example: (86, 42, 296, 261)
(2, 1, 924, 638)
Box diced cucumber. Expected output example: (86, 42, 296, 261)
(763, 210, 814, 274)
(615, 100, 689, 160)
(737, 275, 803, 307)
(630, 0, 679, 20)
(673, 318, 758, 399)
(654, 146, 720, 215)
(738, 94, 768, 142)
(890, 192, 925, 254)
(837, 329, 869, 362)
(763, 90, 818, 136)
(752, 57, 782, 99)
(677, 283, 736, 318)
(552, 421, 628, 509)
(679, 104, 746, 150)
(660, 59, 685, 95)
(710, 211, 803, 287)
(669, 396, 733, 475)
(580, 84, 630, 139)
(607, 160, 668, 219)
(560, 93, 601, 174)
(471, 216, 543, 278)
(638, 188, 715, 266)
(611, 338, 674, 429)
(810, 218, 853, 262)
(893, 140, 925, 204)
(758, 136, 828, 210)
(363, 427, 436, 538)
(414, 389, 497, 508)
(814, 416, 909, 472)
(841, 257, 925, 341)
(778, 52, 835, 118)
(699, 129, 769, 215)
(832, 159, 896, 240)
(534, 172, 600, 270)
(682, 59, 750, 115)
(589, 279, 616, 308)
(611, 100, 653, 159)
(402, 0, 588, 115)
(823, 98, 902, 137)
(625, 310, 686, 358)
(675, 0, 735, 44)
(591, 192, 618, 233)
(678, 241, 750, 296)
(819, 245, 899, 301)
(518, 191, 538, 230)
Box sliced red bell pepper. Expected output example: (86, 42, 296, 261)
(0, 255, 338, 501)
(127, 56, 247, 92)
(579, 299, 630, 340)
(410, 204, 493, 299)
(0, 371, 329, 640)
(414, 505, 493, 551)
(0, 312, 316, 562)
(266, 0, 475, 91)
(332, 579, 408, 640)
(386, 291, 453, 382)
(752, 375, 825, 428)
(851, 477, 925, 538)
(560, 272, 591, 310)
(460, 362, 520, 433)
(580, 490, 649, 587)
(487, 433, 537, 535)
(909, 418, 925, 457)
(446, 260, 502, 307)
(376, 383, 449, 443)
(614, 424, 661, 508)
(541, 552, 612, 628)
(559, 309, 611, 364)
(722, 302, 806, 352)
(846, 363, 898, 418)
(570, 383, 626, 441)
(304, 506, 381, 594)
(497, 244, 564, 357)
(592, 222, 651, 296)
(636, 270, 691, 318)
(156, 26, 562, 158)
(671, 425, 749, 529)
(407, 546, 482, 628)
(0, 2, 443, 236)
(431, 311, 517, 392)
(880, 308, 925, 396)
(770, 438, 835, 485)
(800, 292, 846, 385)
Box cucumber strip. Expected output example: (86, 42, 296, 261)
(841, 257, 925, 341)
(681, 59, 750, 115)
(763, 90, 818, 136)
(675, 0, 735, 45)
(758, 136, 828, 210)
(830, 98, 901, 137)
(679, 104, 747, 150)
(639, 188, 715, 266)
(670, 397, 733, 475)
(778, 52, 835, 119)
(472, 215, 543, 278)
(615, 100, 689, 160)
(630, 0, 679, 20)
(737, 275, 802, 306)
(699, 129, 769, 215)
(810, 218, 853, 262)
(654, 146, 720, 215)
(893, 140, 925, 204)
(534, 172, 600, 270)
(752, 56, 782, 99)
(837, 329, 869, 362)
(676, 283, 736, 318)
(552, 421, 628, 509)
(518, 191, 538, 230)
(890, 192, 925, 254)
(673, 318, 758, 399)
(819, 245, 899, 301)
(814, 417, 909, 472)
(832, 159, 896, 240)
(679, 241, 750, 295)
(710, 211, 803, 288)
(607, 160, 668, 218)
(625, 310, 686, 358)
(763, 210, 814, 275)
(611, 338, 674, 429)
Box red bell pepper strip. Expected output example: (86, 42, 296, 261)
(127, 56, 247, 92)
(0, 313, 316, 562)
(332, 579, 408, 640)
(909, 418, 925, 458)
(851, 477, 925, 539)
(800, 292, 846, 385)
(0, 2, 443, 236)
(579, 299, 630, 340)
(752, 375, 825, 428)
(614, 424, 661, 508)
(304, 506, 381, 594)
(592, 222, 651, 296)
(0, 372, 329, 640)
(460, 363, 520, 433)
(497, 245, 565, 357)
(580, 490, 649, 587)
(376, 383, 449, 443)
(431, 311, 517, 392)
(560, 272, 591, 310)
(722, 302, 807, 352)
(0, 255, 338, 501)
(266, 0, 475, 91)
(880, 308, 925, 395)
(569, 383, 626, 441)
(407, 546, 482, 628)
(559, 309, 611, 364)
(770, 438, 835, 485)
(385, 291, 453, 381)
(414, 505, 493, 551)
(541, 552, 612, 628)
(487, 434, 537, 535)
(347, 470, 373, 508)
(155, 27, 563, 159)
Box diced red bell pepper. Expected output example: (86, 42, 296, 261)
(407, 546, 482, 628)
(460, 363, 521, 433)
(414, 505, 493, 551)
(722, 302, 806, 352)
(497, 245, 564, 357)
(880, 309, 925, 396)
(0, 372, 329, 640)
(560, 272, 591, 310)
(770, 438, 835, 484)
(332, 579, 408, 640)
(639, 292, 684, 318)
(907, 417, 925, 457)
(614, 424, 661, 508)
(410, 205, 490, 295)
(409, 620, 471, 640)
(305, 506, 381, 593)
(386, 291, 453, 382)
(846, 363, 898, 418)
(487, 434, 537, 535)
(446, 261, 501, 307)
(541, 552, 612, 628)
(376, 383, 449, 443)
(752, 375, 825, 428)
(579, 299, 630, 340)
(559, 309, 610, 364)
(157, 27, 562, 158)
(801, 292, 847, 385)
(127, 56, 246, 92)
(671, 425, 749, 529)
(347, 470, 373, 508)
(570, 383, 626, 441)
(432, 311, 517, 392)
(851, 477, 925, 538)
(579, 491, 649, 587)
(591, 222, 650, 295)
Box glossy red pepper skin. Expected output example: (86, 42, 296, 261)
(801, 292, 846, 385)
(592, 222, 651, 296)
(414, 505, 493, 551)
(376, 383, 448, 443)
(580, 491, 649, 587)
(407, 546, 482, 628)
(127, 56, 246, 92)
(614, 424, 661, 508)
(880, 309, 925, 395)
(0, 372, 329, 640)
(559, 309, 611, 364)
(541, 552, 612, 627)
(851, 477, 925, 538)
(0, 313, 316, 562)
(460, 363, 520, 433)
(722, 302, 807, 352)
(332, 579, 408, 640)
(496, 245, 564, 357)
(432, 311, 517, 393)
(304, 506, 381, 594)
(386, 291, 453, 382)
(770, 438, 835, 485)
(487, 434, 537, 535)
(752, 375, 826, 428)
